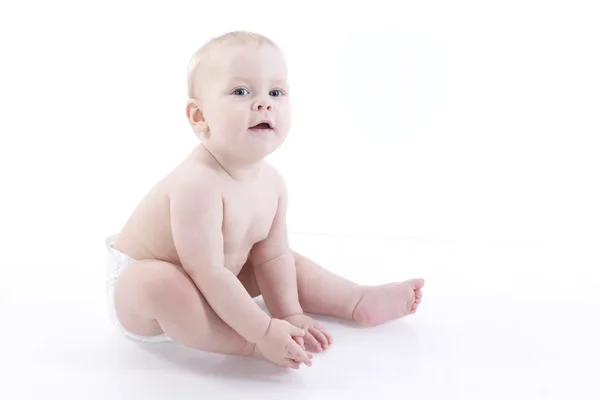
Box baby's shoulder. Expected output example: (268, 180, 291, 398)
(260, 162, 286, 189)
(168, 163, 223, 203)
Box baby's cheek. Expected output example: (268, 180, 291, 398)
(276, 112, 292, 134)
(218, 116, 245, 137)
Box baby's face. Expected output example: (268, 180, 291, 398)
(197, 43, 291, 163)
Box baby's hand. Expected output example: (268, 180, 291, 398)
(255, 318, 313, 369)
(284, 314, 333, 352)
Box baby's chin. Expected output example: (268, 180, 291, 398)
(242, 140, 283, 160)
(246, 128, 281, 142)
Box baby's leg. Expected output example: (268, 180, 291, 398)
(241, 252, 424, 327)
(292, 251, 424, 326)
(113, 259, 254, 357)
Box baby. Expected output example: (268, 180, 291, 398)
(105, 31, 424, 370)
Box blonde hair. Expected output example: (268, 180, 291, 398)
(186, 31, 279, 99)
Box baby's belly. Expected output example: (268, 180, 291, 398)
(223, 246, 253, 276)
(138, 238, 251, 275)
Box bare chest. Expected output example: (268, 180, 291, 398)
(221, 188, 278, 255)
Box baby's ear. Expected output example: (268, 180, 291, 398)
(185, 99, 209, 137)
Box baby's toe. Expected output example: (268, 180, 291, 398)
(411, 278, 425, 290)
(412, 296, 422, 307)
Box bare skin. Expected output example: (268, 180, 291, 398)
(110, 34, 425, 370)
(113, 146, 424, 369)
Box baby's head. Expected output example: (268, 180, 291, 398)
(186, 31, 291, 164)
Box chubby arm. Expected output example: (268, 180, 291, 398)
(249, 176, 303, 319)
(170, 177, 271, 344)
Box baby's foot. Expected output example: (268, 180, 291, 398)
(352, 278, 425, 327)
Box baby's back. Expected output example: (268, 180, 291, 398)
(112, 146, 282, 275)
(112, 174, 177, 263)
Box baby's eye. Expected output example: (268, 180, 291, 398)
(233, 88, 249, 96)
(269, 89, 283, 97)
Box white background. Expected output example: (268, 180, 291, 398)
(1, 1, 600, 399)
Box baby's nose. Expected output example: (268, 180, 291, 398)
(253, 99, 272, 111)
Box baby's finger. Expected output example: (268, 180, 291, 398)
(310, 326, 330, 349)
(297, 352, 313, 367)
(289, 358, 312, 367)
(288, 341, 312, 365)
(304, 332, 322, 351)
(315, 323, 333, 345)
(282, 360, 299, 369)
(287, 324, 305, 337)
(293, 335, 305, 350)
(290, 356, 312, 367)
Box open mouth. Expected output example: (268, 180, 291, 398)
(249, 122, 273, 130)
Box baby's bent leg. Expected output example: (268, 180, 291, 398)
(292, 252, 364, 320)
(113, 260, 254, 356)
(239, 253, 362, 319)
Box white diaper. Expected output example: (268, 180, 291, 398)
(105, 234, 172, 343)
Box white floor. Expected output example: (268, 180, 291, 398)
(2, 233, 599, 400)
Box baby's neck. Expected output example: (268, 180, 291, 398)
(195, 144, 263, 181)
